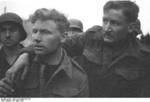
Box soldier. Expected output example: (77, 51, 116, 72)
(67, 19, 83, 37)
(0, 8, 88, 97)
(0, 13, 27, 80)
(3, 1, 150, 97)
(73, 1, 150, 96)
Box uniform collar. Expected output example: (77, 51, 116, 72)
(109, 37, 142, 67)
(51, 49, 73, 79)
(83, 35, 141, 65)
(33, 49, 73, 79)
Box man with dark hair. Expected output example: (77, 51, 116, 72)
(62, 1, 150, 96)
(0, 8, 88, 97)
(3, 1, 150, 97)
(0, 12, 27, 80)
(103, 0, 139, 23)
(64, 0, 150, 97)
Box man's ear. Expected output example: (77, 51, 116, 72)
(60, 32, 67, 43)
(128, 22, 136, 34)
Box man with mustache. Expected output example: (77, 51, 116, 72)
(3, 0, 150, 97)
(64, 0, 150, 96)
(0, 13, 27, 80)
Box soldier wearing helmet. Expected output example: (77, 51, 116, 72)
(67, 19, 83, 36)
(0, 12, 27, 80)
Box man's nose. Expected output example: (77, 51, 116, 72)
(104, 22, 112, 33)
(6, 30, 11, 38)
(33, 32, 42, 43)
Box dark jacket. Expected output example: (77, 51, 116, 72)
(14, 49, 89, 97)
(19, 25, 150, 97)
(63, 26, 150, 97)
(0, 48, 10, 79)
(0, 45, 24, 80)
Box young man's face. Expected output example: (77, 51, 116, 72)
(0, 22, 21, 47)
(102, 9, 130, 43)
(32, 20, 62, 55)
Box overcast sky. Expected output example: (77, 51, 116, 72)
(0, 0, 150, 34)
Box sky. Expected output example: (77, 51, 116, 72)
(0, 0, 150, 34)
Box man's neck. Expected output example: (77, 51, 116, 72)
(3, 44, 22, 57)
(3, 44, 23, 65)
(103, 35, 136, 60)
(104, 36, 130, 50)
(41, 47, 63, 66)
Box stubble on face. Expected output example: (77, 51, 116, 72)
(102, 9, 129, 43)
(32, 20, 62, 57)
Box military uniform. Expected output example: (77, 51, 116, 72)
(14, 50, 89, 97)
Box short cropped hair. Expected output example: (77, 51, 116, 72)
(31, 8, 69, 34)
(104, 0, 139, 23)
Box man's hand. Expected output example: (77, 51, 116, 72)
(0, 78, 14, 97)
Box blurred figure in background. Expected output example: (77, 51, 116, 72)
(67, 19, 83, 37)
(140, 34, 150, 47)
(133, 19, 143, 39)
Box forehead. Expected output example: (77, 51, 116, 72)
(33, 20, 57, 30)
(0, 22, 19, 28)
(104, 9, 127, 22)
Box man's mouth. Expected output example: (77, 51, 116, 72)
(4, 40, 12, 43)
(104, 33, 112, 39)
(34, 45, 44, 50)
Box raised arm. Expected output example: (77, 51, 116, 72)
(63, 25, 103, 57)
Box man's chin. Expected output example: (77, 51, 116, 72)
(4, 44, 16, 48)
(35, 51, 45, 55)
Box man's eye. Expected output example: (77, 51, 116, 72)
(111, 21, 119, 26)
(32, 29, 37, 33)
(10, 28, 18, 32)
(103, 18, 108, 24)
(43, 30, 50, 34)
(41, 30, 52, 34)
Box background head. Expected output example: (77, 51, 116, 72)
(68, 19, 83, 36)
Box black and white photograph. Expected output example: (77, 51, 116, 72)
(0, 0, 150, 101)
